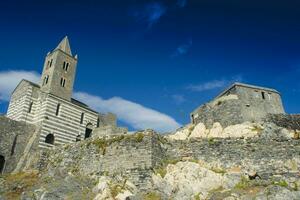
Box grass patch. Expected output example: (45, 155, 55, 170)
(234, 176, 250, 190)
(208, 138, 215, 145)
(194, 193, 201, 200)
(2, 171, 39, 200)
(211, 167, 226, 175)
(251, 124, 264, 133)
(143, 192, 162, 200)
(272, 180, 288, 188)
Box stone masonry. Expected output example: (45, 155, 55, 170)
(191, 82, 285, 128)
(0, 116, 40, 174)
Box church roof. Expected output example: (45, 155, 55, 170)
(55, 36, 72, 56)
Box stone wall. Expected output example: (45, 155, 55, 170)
(45, 131, 165, 190)
(0, 116, 40, 173)
(191, 97, 244, 128)
(191, 84, 285, 128)
(237, 86, 285, 122)
(264, 114, 300, 130)
(165, 138, 300, 179)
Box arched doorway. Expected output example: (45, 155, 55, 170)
(85, 123, 93, 139)
(45, 134, 55, 145)
(0, 155, 5, 174)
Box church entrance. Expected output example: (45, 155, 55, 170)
(0, 155, 5, 174)
(85, 123, 93, 139)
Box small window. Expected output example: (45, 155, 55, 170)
(261, 91, 265, 100)
(60, 77, 66, 87)
(55, 103, 60, 116)
(10, 135, 18, 156)
(28, 102, 33, 113)
(97, 117, 100, 127)
(63, 62, 69, 71)
(43, 75, 49, 86)
(45, 134, 54, 145)
(80, 113, 84, 124)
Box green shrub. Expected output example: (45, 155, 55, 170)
(272, 180, 288, 188)
(143, 192, 162, 200)
(234, 176, 250, 189)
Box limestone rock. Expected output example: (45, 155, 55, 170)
(208, 122, 223, 137)
(189, 123, 207, 138)
(152, 161, 236, 199)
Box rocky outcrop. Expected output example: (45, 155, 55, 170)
(167, 121, 295, 140)
(151, 161, 300, 200)
(0, 128, 299, 200)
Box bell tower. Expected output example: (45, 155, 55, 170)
(40, 36, 78, 101)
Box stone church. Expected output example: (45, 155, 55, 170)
(6, 36, 116, 149)
(190, 82, 285, 128)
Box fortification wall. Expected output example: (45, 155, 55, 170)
(237, 87, 285, 122)
(165, 138, 300, 179)
(45, 131, 165, 190)
(0, 116, 39, 173)
(192, 98, 244, 128)
(264, 114, 300, 130)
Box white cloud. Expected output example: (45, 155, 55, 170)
(186, 80, 226, 92)
(74, 92, 181, 133)
(0, 70, 181, 132)
(171, 94, 186, 104)
(132, 2, 167, 28)
(187, 76, 243, 92)
(0, 70, 40, 101)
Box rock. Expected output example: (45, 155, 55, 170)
(222, 122, 260, 138)
(115, 191, 134, 200)
(189, 123, 207, 138)
(93, 176, 113, 200)
(208, 122, 223, 137)
(167, 126, 191, 140)
(262, 185, 300, 200)
(152, 161, 237, 199)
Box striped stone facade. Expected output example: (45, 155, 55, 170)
(7, 37, 116, 149)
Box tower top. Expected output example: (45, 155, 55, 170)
(55, 36, 72, 56)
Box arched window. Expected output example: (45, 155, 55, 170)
(45, 134, 55, 145)
(85, 123, 93, 139)
(0, 155, 5, 174)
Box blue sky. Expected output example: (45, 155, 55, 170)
(1, 0, 300, 132)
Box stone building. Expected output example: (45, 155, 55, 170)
(6, 36, 116, 149)
(190, 82, 285, 127)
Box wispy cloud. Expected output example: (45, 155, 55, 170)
(171, 94, 186, 104)
(177, 0, 187, 8)
(74, 92, 181, 132)
(0, 70, 40, 101)
(131, 2, 167, 28)
(0, 70, 181, 132)
(171, 39, 192, 57)
(187, 76, 243, 92)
